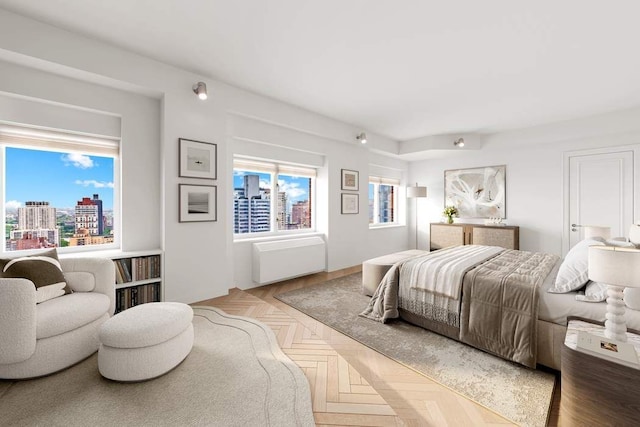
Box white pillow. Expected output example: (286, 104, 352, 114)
(605, 238, 636, 248)
(576, 281, 608, 303)
(624, 288, 640, 311)
(548, 238, 605, 293)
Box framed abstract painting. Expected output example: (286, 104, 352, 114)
(444, 165, 506, 219)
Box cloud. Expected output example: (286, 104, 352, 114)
(5, 200, 21, 210)
(75, 179, 114, 189)
(62, 153, 94, 169)
(278, 180, 306, 199)
(260, 179, 271, 188)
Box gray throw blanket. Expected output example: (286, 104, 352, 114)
(360, 246, 559, 367)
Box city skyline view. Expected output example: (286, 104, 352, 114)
(5, 147, 115, 210)
(232, 171, 309, 203)
(233, 170, 312, 233)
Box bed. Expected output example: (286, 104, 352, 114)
(361, 238, 640, 371)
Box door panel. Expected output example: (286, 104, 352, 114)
(568, 150, 633, 250)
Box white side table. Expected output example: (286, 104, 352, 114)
(560, 318, 640, 426)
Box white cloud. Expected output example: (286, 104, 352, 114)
(75, 179, 114, 188)
(260, 179, 271, 188)
(5, 200, 21, 210)
(62, 153, 94, 169)
(278, 180, 306, 199)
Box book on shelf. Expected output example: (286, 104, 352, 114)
(114, 263, 124, 284)
(128, 255, 161, 281)
(114, 259, 132, 282)
(115, 282, 161, 313)
(576, 331, 640, 368)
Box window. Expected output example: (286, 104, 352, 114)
(233, 158, 315, 235)
(369, 176, 399, 225)
(1, 126, 119, 253)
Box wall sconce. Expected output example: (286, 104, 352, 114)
(192, 82, 208, 100)
(453, 138, 465, 148)
(356, 132, 367, 144)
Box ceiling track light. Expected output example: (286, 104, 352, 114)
(453, 137, 465, 148)
(356, 132, 367, 144)
(192, 82, 208, 100)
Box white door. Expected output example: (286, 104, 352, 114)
(566, 149, 634, 252)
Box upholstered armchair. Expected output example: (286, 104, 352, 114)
(0, 257, 115, 379)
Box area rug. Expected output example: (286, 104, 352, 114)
(275, 273, 555, 427)
(0, 307, 314, 427)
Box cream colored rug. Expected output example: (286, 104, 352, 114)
(276, 273, 556, 427)
(0, 307, 314, 427)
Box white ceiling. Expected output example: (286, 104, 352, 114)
(2, 0, 640, 142)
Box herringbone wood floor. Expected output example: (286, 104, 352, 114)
(197, 267, 561, 426)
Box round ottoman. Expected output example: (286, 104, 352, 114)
(98, 302, 194, 381)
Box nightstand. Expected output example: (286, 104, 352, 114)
(560, 318, 640, 426)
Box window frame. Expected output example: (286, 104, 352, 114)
(0, 127, 120, 255)
(233, 157, 316, 239)
(368, 176, 400, 227)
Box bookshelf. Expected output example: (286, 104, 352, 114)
(107, 250, 163, 313)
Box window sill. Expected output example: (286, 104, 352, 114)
(58, 248, 162, 259)
(369, 223, 405, 230)
(234, 231, 324, 244)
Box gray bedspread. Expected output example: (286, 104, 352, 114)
(460, 249, 559, 367)
(360, 246, 559, 367)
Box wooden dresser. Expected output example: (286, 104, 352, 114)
(430, 223, 519, 250)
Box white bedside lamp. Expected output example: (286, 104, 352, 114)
(588, 246, 640, 342)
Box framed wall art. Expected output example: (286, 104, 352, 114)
(444, 165, 506, 219)
(179, 138, 217, 180)
(179, 184, 217, 222)
(341, 193, 359, 214)
(341, 169, 359, 191)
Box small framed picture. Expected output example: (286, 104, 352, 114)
(179, 184, 217, 222)
(179, 138, 217, 180)
(341, 193, 359, 214)
(341, 169, 359, 191)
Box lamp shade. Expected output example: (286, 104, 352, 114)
(629, 223, 640, 245)
(583, 225, 611, 240)
(588, 246, 640, 288)
(407, 186, 427, 198)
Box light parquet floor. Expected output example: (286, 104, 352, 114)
(198, 267, 560, 426)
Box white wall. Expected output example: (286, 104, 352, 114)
(410, 111, 640, 256)
(0, 10, 410, 300)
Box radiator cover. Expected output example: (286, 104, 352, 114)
(252, 236, 326, 284)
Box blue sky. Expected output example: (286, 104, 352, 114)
(233, 171, 309, 202)
(5, 147, 114, 209)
